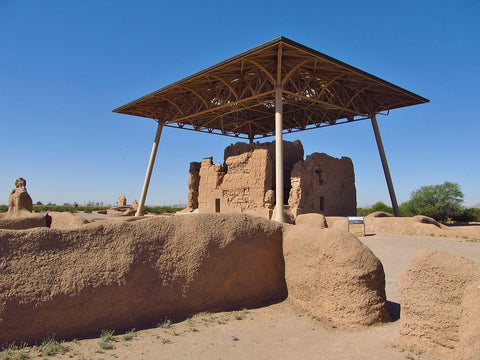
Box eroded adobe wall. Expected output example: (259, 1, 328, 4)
(0, 214, 286, 345)
(187, 162, 201, 210)
(189, 141, 355, 219)
(225, 140, 304, 200)
(289, 152, 356, 216)
(220, 148, 272, 212)
(197, 158, 225, 212)
(194, 140, 304, 216)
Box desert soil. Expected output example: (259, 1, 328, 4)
(15, 224, 480, 360)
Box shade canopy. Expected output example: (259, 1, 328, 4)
(113, 37, 428, 141)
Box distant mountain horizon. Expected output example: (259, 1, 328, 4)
(472, 203, 480, 209)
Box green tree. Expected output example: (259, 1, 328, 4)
(370, 202, 393, 214)
(357, 202, 393, 216)
(401, 181, 463, 223)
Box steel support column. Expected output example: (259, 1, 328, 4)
(136, 121, 164, 216)
(370, 114, 400, 216)
(274, 86, 284, 222)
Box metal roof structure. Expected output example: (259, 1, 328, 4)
(114, 36, 428, 142)
(113, 37, 429, 220)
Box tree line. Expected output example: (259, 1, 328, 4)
(358, 181, 480, 223)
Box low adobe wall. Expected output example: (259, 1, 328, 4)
(398, 250, 480, 358)
(0, 213, 286, 345)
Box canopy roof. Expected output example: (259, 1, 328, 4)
(113, 37, 428, 141)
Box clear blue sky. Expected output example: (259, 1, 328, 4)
(1, 0, 479, 207)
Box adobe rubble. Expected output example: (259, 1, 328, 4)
(7, 177, 33, 217)
(0, 177, 51, 230)
(97, 194, 139, 216)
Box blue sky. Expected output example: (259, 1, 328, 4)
(1, 0, 479, 207)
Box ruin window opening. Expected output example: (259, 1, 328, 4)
(284, 183, 291, 205)
(320, 196, 325, 212)
(315, 167, 324, 185)
(215, 198, 220, 213)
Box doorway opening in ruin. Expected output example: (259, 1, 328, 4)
(215, 198, 220, 213)
(284, 178, 291, 205)
(320, 196, 325, 212)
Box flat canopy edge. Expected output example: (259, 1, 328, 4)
(113, 36, 428, 115)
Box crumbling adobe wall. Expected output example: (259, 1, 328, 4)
(188, 141, 355, 219)
(398, 250, 480, 357)
(197, 157, 225, 212)
(187, 162, 201, 210)
(192, 140, 303, 216)
(0, 213, 286, 345)
(220, 148, 272, 212)
(289, 152, 356, 217)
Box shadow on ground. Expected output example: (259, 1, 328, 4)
(387, 301, 400, 321)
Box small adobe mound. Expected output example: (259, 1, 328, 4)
(294, 213, 327, 228)
(283, 225, 390, 328)
(364, 214, 446, 236)
(398, 250, 480, 357)
(0, 214, 49, 230)
(365, 211, 393, 218)
(0, 212, 89, 230)
(0, 213, 286, 345)
(48, 211, 90, 229)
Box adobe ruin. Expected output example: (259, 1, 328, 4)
(186, 140, 356, 220)
(7, 177, 33, 217)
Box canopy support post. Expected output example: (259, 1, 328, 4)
(136, 121, 163, 216)
(370, 114, 400, 216)
(274, 85, 284, 222)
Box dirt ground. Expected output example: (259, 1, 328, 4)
(11, 222, 480, 360)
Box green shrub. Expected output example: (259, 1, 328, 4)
(100, 330, 115, 342)
(122, 329, 136, 341)
(357, 202, 393, 216)
(0, 346, 29, 360)
(452, 208, 480, 223)
(37, 338, 67, 356)
(32, 205, 110, 213)
(144, 206, 183, 214)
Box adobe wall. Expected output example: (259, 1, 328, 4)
(289, 152, 356, 217)
(0, 214, 286, 345)
(191, 140, 303, 217)
(220, 147, 272, 212)
(197, 157, 225, 212)
(187, 141, 356, 219)
(187, 162, 201, 210)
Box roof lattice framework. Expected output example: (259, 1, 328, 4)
(114, 37, 428, 141)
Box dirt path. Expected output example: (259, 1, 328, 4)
(15, 233, 480, 360)
(360, 233, 480, 303)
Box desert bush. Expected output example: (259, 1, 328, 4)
(357, 202, 393, 216)
(32, 205, 109, 213)
(97, 330, 115, 351)
(122, 329, 136, 341)
(100, 330, 115, 342)
(37, 338, 67, 356)
(157, 319, 172, 329)
(144, 206, 183, 214)
(451, 208, 480, 223)
(0, 346, 29, 360)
